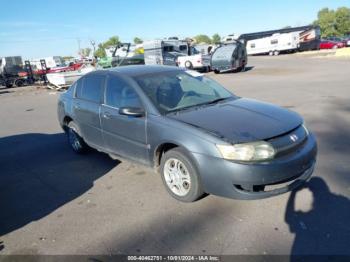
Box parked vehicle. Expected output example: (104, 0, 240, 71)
(58, 65, 317, 202)
(246, 32, 300, 56)
(320, 40, 345, 49)
(0, 56, 27, 88)
(210, 41, 247, 73)
(99, 43, 144, 68)
(324, 36, 349, 46)
(176, 45, 212, 71)
(143, 39, 188, 66)
(238, 25, 321, 52)
(30, 56, 66, 69)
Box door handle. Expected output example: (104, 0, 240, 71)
(102, 112, 112, 119)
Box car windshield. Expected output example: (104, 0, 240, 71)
(134, 70, 235, 114)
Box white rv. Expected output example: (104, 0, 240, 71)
(30, 56, 66, 69)
(246, 32, 300, 56)
(176, 44, 215, 71)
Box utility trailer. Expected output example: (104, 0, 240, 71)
(210, 41, 247, 74)
(246, 32, 300, 56)
(143, 39, 188, 66)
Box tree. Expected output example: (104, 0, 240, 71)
(133, 37, 143, 44)
(102, 36, 120, 49)
(80, 47, 92, 57)
(314, 7, 350, 37)
(211, 33, 221, 44)
(194, 34, 212, 44)
(335, 7, 350, 35)
(94, 43, 106, 58)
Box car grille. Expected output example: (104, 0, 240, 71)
(267, 125, 308, 156)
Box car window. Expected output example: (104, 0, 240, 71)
(105, 76, 142, 108)
(76, 74, 104, 103)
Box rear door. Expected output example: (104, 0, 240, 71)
(73, 72, 105, 148)
(100, 74, 149, 164)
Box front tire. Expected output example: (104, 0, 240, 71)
(160, 148, 204, 202)
(185, 61, 193, 69)
(67, 121, 88, 153)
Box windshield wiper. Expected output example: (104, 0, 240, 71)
(166, 97, 231, 115)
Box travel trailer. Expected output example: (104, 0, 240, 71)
(246, 32, 300, 56)
(238, 25, 321, 52)
(210, 41, 247, 74)
(143, 39, 188, 66)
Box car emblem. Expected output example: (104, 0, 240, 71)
(290, 134, 298, 142)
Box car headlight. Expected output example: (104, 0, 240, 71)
(216, 141, 275, 161)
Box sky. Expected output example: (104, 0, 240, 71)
(0, 0, 349, 59)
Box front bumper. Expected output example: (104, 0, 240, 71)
(192, 133, 317, 200)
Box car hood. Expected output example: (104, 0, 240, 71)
(168, 98, 303, 143)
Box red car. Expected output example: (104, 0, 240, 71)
(320, 40, 345, 49)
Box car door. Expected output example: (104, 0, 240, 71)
(73, 72, 105, 148)
(100, 74, 149, 164)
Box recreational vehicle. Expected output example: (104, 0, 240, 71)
(246, 32, 300, 56)
(177, 44, 215, 71)
(210, 41, 247, 74)
(143, 39, 188, 66)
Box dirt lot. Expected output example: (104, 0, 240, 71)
(0, 55, 350, 256)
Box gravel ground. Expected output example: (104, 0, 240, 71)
(0, 55, 349, 256)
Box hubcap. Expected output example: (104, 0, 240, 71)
(69, 128, 81, 151)
(164, 158, 191, 196)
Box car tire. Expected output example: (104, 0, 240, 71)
(67, 121, 88, 153)
(160, 147, 205, 202)
(185, 61, 193, 69)
(15, 79, 24, 87)
(214, 69, 220, 74)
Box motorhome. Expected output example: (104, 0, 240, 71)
(210, 41, 247, 74)
(143, 39, 188, 66)
(246, 32, 300, 56)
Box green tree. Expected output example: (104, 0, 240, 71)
(335, 7, 350, 35)
(314, 7, 350, 37)
(102, 36, 120, 49)
(133, 37, 143, 44)
(211, 33, 221, 44)
(94, 43, 106, 58)
(194, 34, 212, 44)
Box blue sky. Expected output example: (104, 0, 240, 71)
(0, 0, 348, 59)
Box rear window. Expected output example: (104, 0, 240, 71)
(76, 74, 104, 103)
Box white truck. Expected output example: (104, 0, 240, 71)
(30, 56, 66, 70)
(176, 44, 216, 71)
(246, 32, 300, 56)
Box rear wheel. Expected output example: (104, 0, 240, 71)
(214, 69, 220, 74)
(67, 121, 88, 153)
(15, 79, 24, 87)
(185, 61, 193, 69)
(160, 148, 205, 202)
(269, 51, 274, 56)
(274, 50, 280, 56)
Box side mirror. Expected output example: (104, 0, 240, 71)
(119, 107, 145, 117)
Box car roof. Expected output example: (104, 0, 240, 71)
(107, 65, 183, 77)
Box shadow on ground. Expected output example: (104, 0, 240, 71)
(0, 133, 118, 237)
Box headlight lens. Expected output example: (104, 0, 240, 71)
(216, 141, 275, 161)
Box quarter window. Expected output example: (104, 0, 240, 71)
(105, 76, 142, 108)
